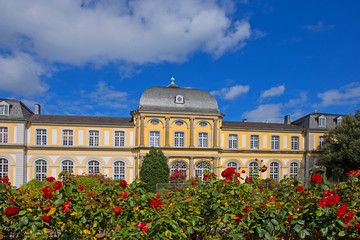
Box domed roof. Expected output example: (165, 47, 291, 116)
(137, 85, 220, 114)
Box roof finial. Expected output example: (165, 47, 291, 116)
(170, 76, 175, 85)
(314, 109, 317, 113)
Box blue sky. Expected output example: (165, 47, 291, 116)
(0, 0, 359, 123)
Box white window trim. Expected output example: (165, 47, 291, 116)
(270, 135, 281, 150)
(249, 134, 260, 150)
(113, 130, 126, 147)
(61, 128, 75, 146)
(198, 131, 210, 148)
(0, 158, 9, 178)
(269, 162, 280, 182)
(87, 129, 101, 146)
(228, 133, 239, 149)
(34, 128, 48, 146)
(290, 135, 300, 150)
(61, 159, 75, 174)
(87, 160, 101, 174)
(113, 160, 126, 180)
(289, 161, 300, 178)
(318, 135, 326, 149)
(0, 101, 10, 116)
(148, 130, 161, 147)
(173, 131, 186, 147)
(0, 126, 9, 144)
(34, 159, 48, 181)
(318, 115, 326, 127)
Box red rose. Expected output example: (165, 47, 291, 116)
(243, 206, 250, 213)
(41, 215, 52, 222)
(46, 177, 55, 182)
(241, 170, 245, 174)
(245, 177, 252, 183)
(311, 174, 322, 183)
(9, 197, 14, 203)
(203, 174, 209, 180)
(336, 204, 347, 218)
(114, 206, 121, 214)
(260, 165, 267, 172)
(63, 202, 72, 207)
(259, 186, 264, 190)
(5, 207, 19, 217)
(1, 176, 9, 183)
(78, 185, 84, 191)
(64, 207, 70, 213)
(191, 181, 197, 186)
(119, 180, 127, 187)
(143, 227, 149, 232)
(355, 223, 360, 230)
(42, 192, 53, 199)
(287, 215, 292, 221)
(318, 199, 328, 208)
(261, 204, 265, 208)
(296, 186, 304, 192)
(234, 214, 244, 222)
(54, 181, 62, 190)
(149, 199, 163, 210)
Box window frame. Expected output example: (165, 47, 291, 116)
(61, 160, 74, 174)
(289, 162, 299, 178)
(250, 134, 260, 150)
(198, 132, 209, 148)
(149, 130, 160, 147)
(114, 130, 126, 147)
(318, 135, 326, 149)
(271, 135, 280, 150)
(269, 162, 280, 182)
(34, 159, 47, 181)
(170, 161, 187, 175)
(88, 130, 100, 146)
(0, 158, 9, 178)
(35, 128, 47, 145)
(87, 160, 101, 174)
(290, 136, 300, 150)
(174, 131, 185, 147)
(113, 161, 126, 180)
(0, 102, 9, 116)
(62, 129, 74, 146)
(318, 116, 326, 127)
(228, 134, 238, 149)
(0, 127, 8, 144)
(195, 161, 211, 180)
(249, 161, 259, 178)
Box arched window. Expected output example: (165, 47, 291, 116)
(289, 162, 299, 178)
(171, 161, 187, 174)
(0, 158, 8, 178)
(88, 160, 100, 174)
(227, 161, 238, 171)
(61, 160, 74, 174)
(249, 162, 259, 178)
(270, 162, 280, 182)
(195, 161, 211, 179)
(114, 161, 126, 180)
(35, 160, 47, 181)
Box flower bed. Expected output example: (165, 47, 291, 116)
(1, 169, 360, 239)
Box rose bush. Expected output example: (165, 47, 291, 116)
(0, 169, 360, 239)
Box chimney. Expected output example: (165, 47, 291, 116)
(284, 114, 291, 124)
(34, 104, 41, 115)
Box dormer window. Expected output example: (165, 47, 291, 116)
(336, 116, 342, 125)
(318, 115, 326, 127)
(175, 95, 184, 104)
(0, 102, 9, 116)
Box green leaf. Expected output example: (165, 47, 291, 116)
(264, 232, 273, 240)
(19, 216, 29, 226)
(294, 224, 302, 233)
(266, 222, 274, 233)
(338, 231, 346, 237)
(0, 183, 6, 193)
(297, 220, 305, 225)
(18, 210, 27, 216)
(321, 227, 328, 235)
(336, 219, 347, 228)
(271, 219, 279, 226)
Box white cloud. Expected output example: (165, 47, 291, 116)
(317, 82, 360, 107)
(302, 21, 335, 32)
(242, 104, 283, 123)
(260, 85, 285, 98)
(211, 84, 250, 100)
(0, 52, 49, 96)
(0, 0, 252, 66)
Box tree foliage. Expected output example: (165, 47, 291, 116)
(320, 112, 360, 179)
(140, 147, 170, 192)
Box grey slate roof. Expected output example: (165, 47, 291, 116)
(137, 86, 220, 114)
(0, 98, 33, 121)
(222, 121, 304, 131)
(291, 113, 342, 130)
(30, 115, 133, 126)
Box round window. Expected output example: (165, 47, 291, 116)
(150, 120, 160, 125)
(175, 121, 184, 126)
(199, 122, 208, 127)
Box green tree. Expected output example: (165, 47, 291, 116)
(319, 111, 360, 180)
(140, 147, 170, 192)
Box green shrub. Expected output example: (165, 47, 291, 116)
(72, 174, 115, 190)
(19, 179, 46, 195)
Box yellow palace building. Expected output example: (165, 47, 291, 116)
(0, 79, 342, 186)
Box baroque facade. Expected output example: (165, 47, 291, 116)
(0, 81, 342, 186)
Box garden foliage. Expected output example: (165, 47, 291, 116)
(1, 168, 360, 239)
(140, 147, 170, 192)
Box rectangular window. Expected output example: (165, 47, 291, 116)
(319, 118, 326, 127)
(149, 131, 160, 147)
(250, 135, 259, 149)
(36, 129, 47, 145)
(291, 136, 300, 150)
(0, 105, 9, 115)
(319, 136, 325, 149)
(62, 130, 73, 146)
(89, 130, 99, 146)
(198, 132, 208, 148)
(114, 131, 125, 147)
(228, 134, 238, 149)
(271, 136, 280, 150)
(174, 132, 184, 147)
(0, 127, 8, 143)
